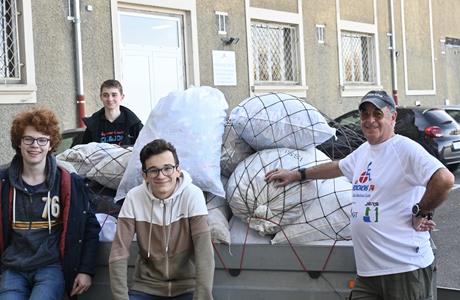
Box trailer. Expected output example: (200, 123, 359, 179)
(78, 240, 449, 300)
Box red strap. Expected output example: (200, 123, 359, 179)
(59, 168, 72, 259)
(213, 216, 339, 277)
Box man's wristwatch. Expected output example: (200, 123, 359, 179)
(298, 168, 307, 181)
(412, 203, 433, 219)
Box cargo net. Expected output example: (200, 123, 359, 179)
(56, 142, 133, 217)
(54, 93, 364, 247)
(222, 92, 363, 244)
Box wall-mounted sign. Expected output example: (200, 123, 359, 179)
(212, 50, 237, 86)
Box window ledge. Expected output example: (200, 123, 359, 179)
(0, 84, 37, 103)
(253, 85, 309, 98)
(340, 84, 383, 98)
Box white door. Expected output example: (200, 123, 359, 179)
(118, 11, 185, 123)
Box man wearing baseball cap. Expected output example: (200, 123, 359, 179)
(359, 90, 397, 111)
(265, 90, 454, 299)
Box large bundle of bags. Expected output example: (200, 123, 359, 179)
(57, 142, 132, 189)
(227, 148, 330, 234)
(58, 91, 353, 246)
(223, 93, 352, 244)
(56, 143, 133, 217)
(57, 87, 231, 244)
(230, 92, 336, 150)
(116, 86, 228, 201)
(271, 176, 352, 244)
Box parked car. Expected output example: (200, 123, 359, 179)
(317, 115, 367, 160)
(318, 107, 460, 171)
(440, 105, 460, 124)
(56, 127, 85, 154)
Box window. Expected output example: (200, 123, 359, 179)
(0, 0, 20, 82)
(215, 11, 228, 35)
(341, 31, 376, 85)
(316, 24, 325, 44)
(0, 0, 36, 103)
(251, 22, 299, 85)
(336, 0, 381, 97)
(445, 109, 460, 124)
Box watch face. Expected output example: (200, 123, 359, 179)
(412, 204, 420, 215)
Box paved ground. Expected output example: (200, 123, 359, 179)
(431, 169, 460, 288)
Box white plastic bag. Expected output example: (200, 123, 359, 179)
(230, 93, 336, 151)
(205, 189, 231, 220)
(208, 209, 231, 245)
(229, 216, 271, 244)
(226, 147, 331, 235)
(271, 177, 352, 244)
(56, 160, 77, 174)
(57, 143, 125, 176)
(86, 146, 132, 190)
(205, 187, 232, 245)
(220, 120, 255, 178)
(116, 86, 228, 201)
(96, 213, 117, 242)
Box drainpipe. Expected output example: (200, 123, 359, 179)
(70, 0, 86, 127)
(388, 0, 398, 105)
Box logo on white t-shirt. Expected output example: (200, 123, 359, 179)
(352, 162, 379, 223)
(353, 162, 375, 192)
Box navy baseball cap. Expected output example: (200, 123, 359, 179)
(359, 90, 396, 111)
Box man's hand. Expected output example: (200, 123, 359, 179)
(70, 273, 92, 296)
(412, 216, 436, 232)
(265, 169, 298, 187)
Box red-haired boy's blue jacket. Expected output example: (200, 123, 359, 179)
(0, 166, 101, 299)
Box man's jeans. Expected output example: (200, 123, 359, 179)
(0, 264, 65, 300)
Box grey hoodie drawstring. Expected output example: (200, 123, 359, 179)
(147, 198, 154, 258)
(167, 199, 173, 253)
(145, 176, 183, 259)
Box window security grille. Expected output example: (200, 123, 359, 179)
(0, 0, 20, 82)
(341, 31, 375, 84)
(251, 22, 299, 85)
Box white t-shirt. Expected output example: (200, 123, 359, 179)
(339, 135, 444, 276)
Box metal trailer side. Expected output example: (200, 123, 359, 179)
(78, 241, 441, 300)
(212, 242, 356, 300)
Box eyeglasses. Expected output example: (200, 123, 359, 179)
(21, 136, 50, 146)
(359, 109, 385, 120)
(143, 164, 178, 178)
